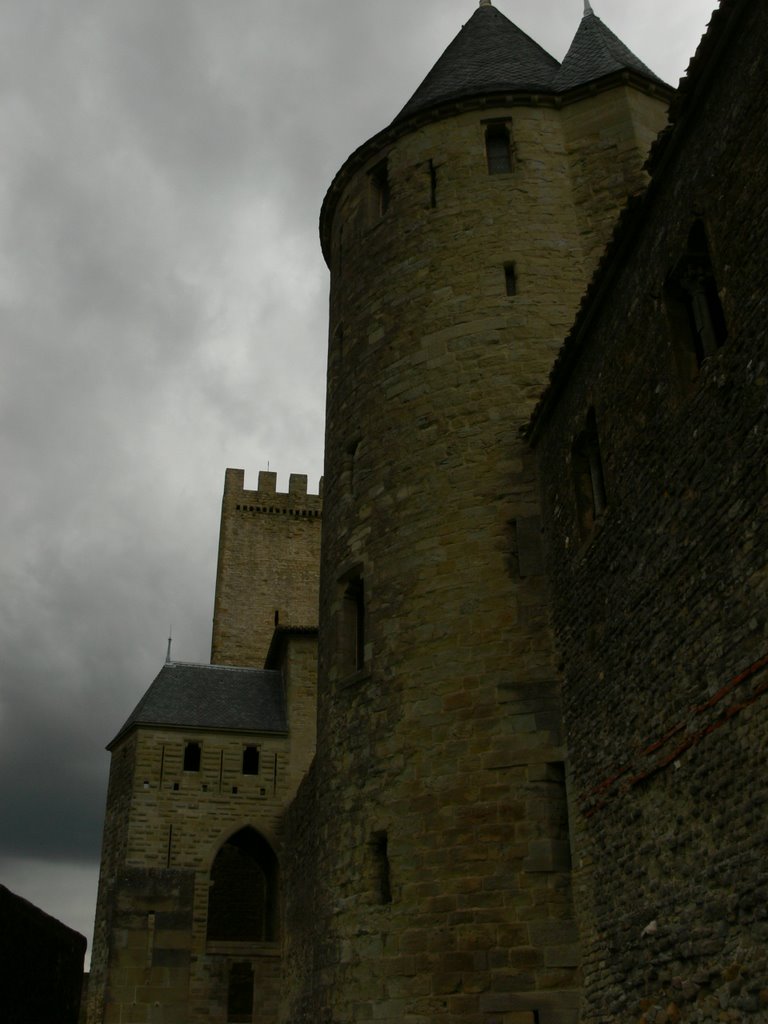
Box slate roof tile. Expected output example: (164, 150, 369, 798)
(394, 3, 560, 123)
(554, 8, 666, 92)
(109, 662, 287, 747)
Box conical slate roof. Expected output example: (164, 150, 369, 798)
(554, 6, 665, 91)
(394, 2, 560, 123)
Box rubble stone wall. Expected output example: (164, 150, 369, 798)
(532, 3, 768, 1020)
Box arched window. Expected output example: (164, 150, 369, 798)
(207, 828, 278, 942)
(665, 221, 727, 385)
(572, 408, 607, 539)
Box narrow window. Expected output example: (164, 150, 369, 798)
(242, 746, 260, 776)
(572, 408, 607, 539)
(227, 962, 255, 1024)
(370, 831, 392, 904)
(504, 262, 517, 296)
(369, 158, 390, 217)
(428, 159, 437, 208)
(546, 762, 572, 871)
(485, 122, 512, 174)
(333, 324, 344, 366)
(345, 438, 361, 496)
(665, 221, 727, 385)
(183, 741, 201, 772)
(340, 571, 365, 674)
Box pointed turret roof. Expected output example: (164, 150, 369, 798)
(394, 2, 560, 124)
(319, 3, 673, 265)
(554, 7, 665, 91)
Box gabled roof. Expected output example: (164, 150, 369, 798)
(109, 662, 287, 748)
(394, 2, 560, 124)
(554, 6, 666, 92)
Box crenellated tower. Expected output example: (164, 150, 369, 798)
(211, 468, 322, 667)
(88, 469, 321, 1024)
(283, 3, 672, 1022)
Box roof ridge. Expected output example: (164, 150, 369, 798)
(166, 659, 281, 674)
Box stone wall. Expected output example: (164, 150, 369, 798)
(91, 461, 320, 1023)
(211, 468, 322, 668)
(276, 632, 319, 795)
(89, 679, 319, 1024)
(88, 731, 137, 1024)
(531, 2, 768, 1020)
(90, 724, 295, 1024)
(283, 77, 668, 1024)
(1, 884, 86, 1024)
(562, 86, 670, 269)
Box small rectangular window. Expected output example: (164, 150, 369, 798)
(504, 262, 517, 296)
(183, 741, 201, 772)
(369, 159, 390, 217)
(242, 746, 260, 775)
(370, 831, 392, 904)
(485, 122, 512, 174)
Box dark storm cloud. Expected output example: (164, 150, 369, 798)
(0, 0, 718, 957)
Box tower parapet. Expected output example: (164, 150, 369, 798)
(224, 466, 323, 510)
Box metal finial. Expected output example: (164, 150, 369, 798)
(479, 0, 492, 7)
(584, 0, 594, 13)
(166, 629, 172, 663)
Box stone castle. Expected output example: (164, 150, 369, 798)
(87, 1, 768, 1022)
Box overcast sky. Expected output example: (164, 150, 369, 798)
(0, 0, 719, 965)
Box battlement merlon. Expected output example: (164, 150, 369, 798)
(222, 467, 324, 515)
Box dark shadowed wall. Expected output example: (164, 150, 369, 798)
(531, 2, 768, 1020)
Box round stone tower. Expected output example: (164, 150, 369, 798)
(284, 4, 671, 1022)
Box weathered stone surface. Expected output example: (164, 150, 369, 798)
(283, 49, 667, 1024)
(531, 1, 768, 1021)
(88, 479, 319, 1024)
